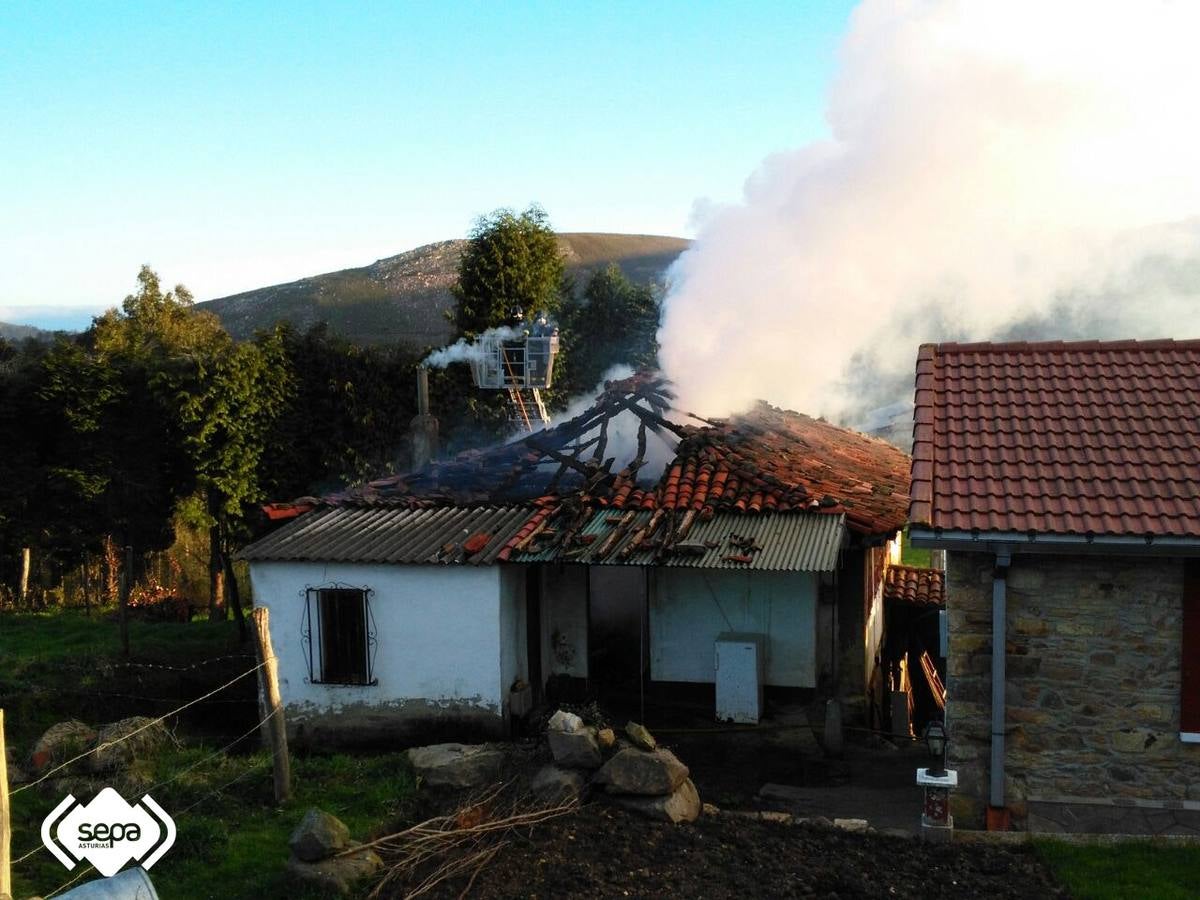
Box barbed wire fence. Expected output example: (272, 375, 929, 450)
(2, 645, 286, 897)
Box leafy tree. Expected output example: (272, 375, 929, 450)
(561, 263, 661, 392)
(163, 328, 291, 631)
(451, 205, 567, 336)
(261, 324, 420, 500)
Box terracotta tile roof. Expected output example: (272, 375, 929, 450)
(910, 339, 1200, 538)
(603, 403, 911, 536)
(883, 564, 945, 607)
(314, 375, 911, 540)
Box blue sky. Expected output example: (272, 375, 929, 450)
(0, 1, 854, 327)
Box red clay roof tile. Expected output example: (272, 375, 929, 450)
(883, 564, 945, 607)
(909, 339, 1200, 538)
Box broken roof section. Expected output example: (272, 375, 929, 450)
(328, 372, 685, 509)
(506, 509, 846, 571)
(324, 371, 911, 539)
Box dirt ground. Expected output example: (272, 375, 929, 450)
(418, 805, 1067, 899)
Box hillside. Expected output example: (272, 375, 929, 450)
(199, 233, 690, 348)
(0, 321, 58, 342)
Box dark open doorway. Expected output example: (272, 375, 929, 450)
(587, 567, 648, 702)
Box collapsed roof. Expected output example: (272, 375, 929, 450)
(328, 371, 911, 534)
(246, 372, 912, 566)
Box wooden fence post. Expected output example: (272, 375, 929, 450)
(251, 607, 291, 804)
(1, 708, 12, 900)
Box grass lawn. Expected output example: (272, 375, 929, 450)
(0, 608, 247, 745)
(1034, 839, 1200, 900)
(10, 748, 416, 899)
(3, 604, 415, 899)
(0, 607, 241, 667)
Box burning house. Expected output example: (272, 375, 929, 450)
(240, 373, 918, 746)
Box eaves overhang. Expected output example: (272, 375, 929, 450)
(908, 525, 1200, 558)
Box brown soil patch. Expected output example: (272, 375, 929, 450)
(412, 805, 1066, 899)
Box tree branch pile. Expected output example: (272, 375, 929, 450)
(357, 784, 580, 899)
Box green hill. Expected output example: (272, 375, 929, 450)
(198, 232, 689, 348)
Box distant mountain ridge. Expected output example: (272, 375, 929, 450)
(0, 321, 58, 342)
(199, 232, 690, 348)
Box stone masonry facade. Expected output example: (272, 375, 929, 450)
(945, 551, 1200, 832)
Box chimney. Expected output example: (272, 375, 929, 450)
(410, 365, 439, 469)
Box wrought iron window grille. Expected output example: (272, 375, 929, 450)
(300, 582, 378, 686)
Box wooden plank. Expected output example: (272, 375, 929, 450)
(0, 708, 10, 900)
(251, 608, 292, 804)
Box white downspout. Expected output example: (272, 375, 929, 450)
(990, 550, 1012, 809)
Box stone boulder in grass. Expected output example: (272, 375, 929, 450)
(86, 717, 172, 773)
(290, 808, 351, 862)
(28, 721, 97, 775)
(286, 808, 381, 897)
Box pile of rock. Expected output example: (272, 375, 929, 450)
(25, 717, 171, 778)
(533, 712, 700, 823)
(286, 808, 381, 897)
(595, 722, 700, 823)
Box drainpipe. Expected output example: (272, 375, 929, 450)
(990, 549, 1012, 810)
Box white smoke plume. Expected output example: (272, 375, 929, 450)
(536, 364, 678, 482)
(423, 326, 525, 368)
(658, 0, 1200, 422)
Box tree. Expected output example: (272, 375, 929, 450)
(163, 328, 291, 632)
(451, 205, 567, 336)
(561, 263, 661, 392)
(260, 324, 420, 500)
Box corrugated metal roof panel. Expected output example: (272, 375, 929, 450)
(238, 505, 535, 565)
(511, 510, 846, 571)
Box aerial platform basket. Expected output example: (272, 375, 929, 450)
(468, 332, 560, 390)
(468, 331, 560, 430)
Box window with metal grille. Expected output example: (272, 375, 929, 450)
(303, 584, 376, 685)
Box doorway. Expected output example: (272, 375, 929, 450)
(587, 567, 648, 700)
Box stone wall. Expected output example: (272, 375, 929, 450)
(945, 551, 1200, 831)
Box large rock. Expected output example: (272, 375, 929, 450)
(594, 748, 688, 796)
(286, 842, 381, 896)
(531, 765, 587, 803)
(289, 808, 351, 862)
(613, 778, 700, 823)
(548, 728, 602, 769)
(29, 721, 98, 774)
(87, 717, 171, 773)
(547, 709, 584, 733)
(406, 743, 506, 789)
(625, 721, 656, 752)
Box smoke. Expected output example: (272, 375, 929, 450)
(423, 326, 525, 368)
(536, 364, 678, 482)
(658, 1, 1200, 422)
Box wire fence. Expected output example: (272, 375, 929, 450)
(11, 662, 264, 799)
(6, 655, 274, 896)
(10, 704, 279, 870)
